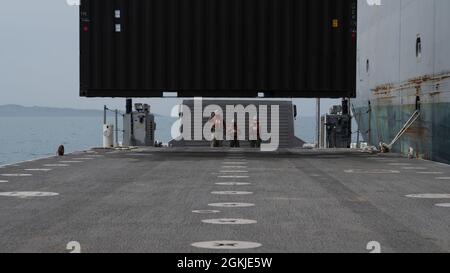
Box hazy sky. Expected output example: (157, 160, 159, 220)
(0, 0, 340, 116)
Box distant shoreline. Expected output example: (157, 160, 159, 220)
(0, 104, 104, 117)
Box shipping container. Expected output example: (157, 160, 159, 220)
(80, 0, 357, 98)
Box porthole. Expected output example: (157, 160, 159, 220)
(416, 35, 422, 59)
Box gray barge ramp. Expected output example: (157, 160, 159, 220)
(0, 148, 449, 253)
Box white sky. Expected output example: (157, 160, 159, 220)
(0, 0, 340, 116)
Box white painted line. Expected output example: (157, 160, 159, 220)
(406, 194, 450, 199)
(211, 191, 253, 195)
(435, 203, 450, 208)
(44, 164, 69, 167)
(417, 172, 444, 175)
(208, 202, 255, 208)
(218, 175, 249, 178)
(24, 169, 52, 172)
(436, 177, 450, 180)
(192, 210, 221, 214)
(202, 218, 257, 225)
(1, 174, 32, 177)
(191, 241, 262, 250)
(388, 163, 412, 166)
(0, 192, 59, 198)
(219, 170, 249, 173)
(0, 180, 8, 183)
(344, 169, 400, 174)
(215, 182, 251, 186)
(402, 167, 428, 170)
(73, 158, 95, 160)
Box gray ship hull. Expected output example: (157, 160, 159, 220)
(353, 0, 450, 163)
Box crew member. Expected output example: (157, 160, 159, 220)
(209, 110, 224, 147)
(229, 119, 240, 148)
(250, 116, 261, 148)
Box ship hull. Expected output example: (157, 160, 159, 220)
(353, 0, 450, 164)
(354, 101, 450, 164)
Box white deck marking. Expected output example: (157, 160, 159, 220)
(191, 241, 261, 250)
(211, 191, 253, 195)
(1, 174, 32, 177)
(208, 202, 255, 208)
(417, 172, 444, 175)
(435, 203, 450, 208)
(73, 158, 95, 160)
(344, 169, 400, 174)
(219, 170, 249, 173)
(0, 180, 8, 183)
(218, 175, 249, 178)
(436, 177, 450, 180)
(402, 167, 428, 170)
(215, 182, 251, 186)
(192, 210, 221, 214)
(24, 169, 52, 172)
(223, 162, 247, 164)
(202, 218, 257, 225)
(0, 192, 59, 198)
(406, 194, 450, 199)
(388, 163, 412, 166)
(44, 164, 69, 167)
